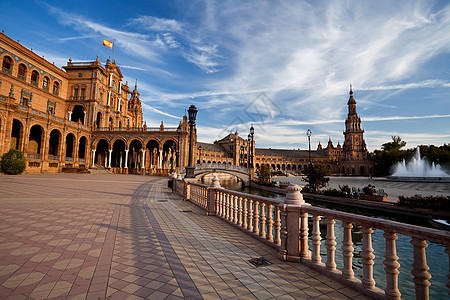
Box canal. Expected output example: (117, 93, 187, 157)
(199, 177, 448, 300)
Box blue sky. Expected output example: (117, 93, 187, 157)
(2, 0, 450, 151)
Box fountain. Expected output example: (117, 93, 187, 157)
(388, 148, 450, 182)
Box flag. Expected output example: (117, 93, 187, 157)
(102, 39, 113, 49)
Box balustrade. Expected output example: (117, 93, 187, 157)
(172, 177, 450, 300)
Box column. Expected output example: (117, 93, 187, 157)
(108, 149, 112, 168)
(119, 151, 123, 168)
(83, 111, 86, 125)
(141, 149, 146, 169)
(91, 149, 96, 166)
(124, 149, 129, 169)
(68, 111, 72, 121)
(158, 149, 162, 169)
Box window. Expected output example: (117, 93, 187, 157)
(20, 89, 33, 107)
(52, 82, 59, 96)
(17, 64, 27, 81)
(113, 81, 117, 91)
(73, 87, 79, 100)
(42, 76, 49, 91)
(47, 100, 56, 115)
(80, 88, 85, 100)
(78, 72, 83, 78)
(31, 70, 39, 86)
(2, 56, 12, 74)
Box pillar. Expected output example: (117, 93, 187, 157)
(108, 149, 112, 168)
(124, 149, 129, 169)
(141, 149, 146, 169)
(91, 149, 96, 166)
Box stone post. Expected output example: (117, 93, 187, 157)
(279, 184, 310, 262)
(207, 176, 221, 216)
(91, 149, 96, 167)
(108, 149, 112, 168)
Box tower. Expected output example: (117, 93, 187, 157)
(341, 86, 372, 175)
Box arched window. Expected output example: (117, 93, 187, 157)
(17, 64, 27, 81)
(53, 81, 59, 96)
(31, 70, 39, 86)
(2, 56, 13, 74)
(43, 76, 49, 91)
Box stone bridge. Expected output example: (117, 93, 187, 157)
(179, 163, 250, 184)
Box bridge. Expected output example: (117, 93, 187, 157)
(178, 163, 251, 184)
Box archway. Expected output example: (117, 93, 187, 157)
(146, 140, 160, 169)
(78, 136, 87, 161)
(65, 133, 75, 159)
(112, 140, 126, 168)
(163, 140, 177, 171)
(71, 105, 85, 124)
(10, 119, 23, 150)
(95, 139, 109, 167)
(28, 125, 44, 155)
(129, 139, 142, 170)
(48, 129, 61, 158)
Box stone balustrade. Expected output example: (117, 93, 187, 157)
(172, 176, 450, 300)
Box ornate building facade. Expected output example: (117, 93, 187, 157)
(0, 32, 190, 174)
(197, 87, 373, 176)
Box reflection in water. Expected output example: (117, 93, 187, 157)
(200, 177, 448, 300)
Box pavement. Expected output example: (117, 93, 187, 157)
(0, 174, 369, 300)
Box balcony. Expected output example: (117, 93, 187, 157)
(2, 67, 11, 75)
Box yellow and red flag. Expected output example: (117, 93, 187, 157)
(102, 39, 113, 49)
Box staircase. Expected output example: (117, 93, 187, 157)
(89, 165, 113, 174)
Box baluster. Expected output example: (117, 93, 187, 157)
(279, 205, 287, 259)
(225, 194, 229, 220)
(361, 227, 376, 289)
(221, 192, 225, 218)
(242, 198, 248, 229)
(247, 199, 253, 231)
(300, 212, 310, 259)
(410, 237, 431, 300)
(266, 204, 273, 242)
(274, 206, 281, 245)
(230, 194, 234, 222)
(218, 192, 223, 217)
(253, 201, 260, 235)
(311, 215, 321, 264)
(233, 195, 238, 224)
(237, 196, 243, 226)
(325, 218, 337, 271)
(341, 222, 354, 279)
(383, 231, 401, 299)
(260, 203, 266, 238)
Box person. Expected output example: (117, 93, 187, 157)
(372, 185, 377, 195)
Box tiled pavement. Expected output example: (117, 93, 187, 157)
(0, 174, 369, 299)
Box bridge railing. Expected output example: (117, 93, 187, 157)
(178, 163, 249, 174)
(172, 176, 450, 299)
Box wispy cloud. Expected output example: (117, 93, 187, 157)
(141, 103, 180, 119)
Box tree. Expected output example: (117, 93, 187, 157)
(371, 136, 407, 176)
(1, 149, 27, 175)
(382, 136, 406, 152)
(258, 164, 271, 184)
(302, 163, 330, 193)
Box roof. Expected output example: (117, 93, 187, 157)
(197, 142, 227, 153)
(255, 148, 328, 158)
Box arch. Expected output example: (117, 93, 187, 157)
(28, 124, 44, 154)
(162, 140, 177, 171)
(287, 164, 291, 171)
(31, 70, 39, 86)
(2, 55, 13, 74)
(65, 133, 75, 159)
(292, 165, 297, 171)
(71, 105, 85, 124)
(256, 163, 260, 169)
(129, 139, 143, 169)
(43, 76, 50, 91)
(112, 139, 126, 168)
(276, 164, 280, 170)
(360, 166, 365, 175)
(95, 139, 109, 167)
(17, 63, 27, 81)
(53, 81, 60, 96)
(78, 136, 87, 160)
(271, 164, 275, 170)
(10, 119, 23, 150)
(48, 129, 61, 157)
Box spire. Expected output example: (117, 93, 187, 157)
(347, 84, 356, 105)
(133, 79, 138, 93)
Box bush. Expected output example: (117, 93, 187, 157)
(322, 188, 350, 198)
(1, 149, 26, 175)
(397, 194, 450, 211)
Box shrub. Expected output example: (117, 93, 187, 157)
(397, 194, 450, 211)
(322, 188, 350, 198)
(1, 149, 26, 175)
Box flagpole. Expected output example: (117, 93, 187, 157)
(112, 41, 115, 61)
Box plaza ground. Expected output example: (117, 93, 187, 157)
(0, 173, 369, 300)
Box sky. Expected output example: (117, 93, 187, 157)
(2, 0, 450, 151)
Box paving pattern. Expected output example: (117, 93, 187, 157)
(0, 174, 369, 299)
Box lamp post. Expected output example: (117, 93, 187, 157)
(306, 128, 315, 191)
(240, 145, 245, 166)
(185, 105, 197, 178)
(307, 129, 312, 165)
(198, 145, 202, 166)
(248, 125, 254, 169)
(176, 124, 181, 168)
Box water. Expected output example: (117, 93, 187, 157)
(393, 148, 449, 177)
(200, 177, 449, 299)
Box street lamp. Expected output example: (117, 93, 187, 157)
(248, 124, 254, 169)
(240, 145, 245, 166)
(306, 129, 312, 165)
(198, 145, 202, 166)
(185, 105, 197, 178)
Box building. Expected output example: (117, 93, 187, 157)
(197, 87, 373, 176)
(0, 32, 190, 174)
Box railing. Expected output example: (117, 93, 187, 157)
(94, 126, 179, 132)
(180, 163, 249, 174)
(27, 153, 41, 160)
(2, 67, 11, 75)
(65, 157, 73, 162)
(48, 155, 59, 161)
(172, 178, 450, 300)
